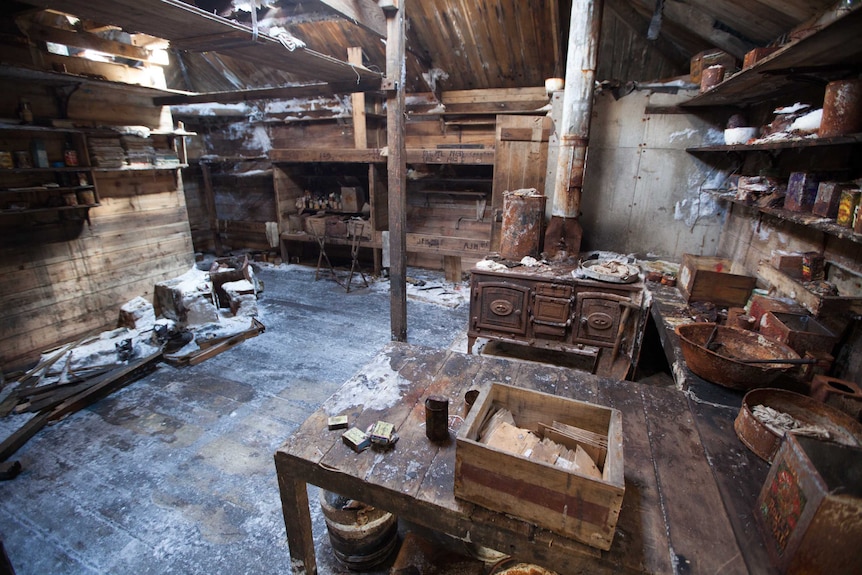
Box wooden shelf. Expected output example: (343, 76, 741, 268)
(1, 184, 94, 195)
(270, 147, 496, 165)
(0, 203, 100, 216)
(681, 5, 862, 108)
(706, 190, 862, 245)
(687, 133, 862, 153)
(0, 122, 85, 134)
(92, 164, 187, 172)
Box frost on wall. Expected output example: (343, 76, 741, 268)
(673, 161, 728, 228)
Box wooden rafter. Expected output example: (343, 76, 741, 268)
(19, 0, 383, 84)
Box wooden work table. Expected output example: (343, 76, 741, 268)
(274, 342, 775, 574)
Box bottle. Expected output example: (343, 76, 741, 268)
(19, 99, 33, 124)
(64, 139, 79, 167)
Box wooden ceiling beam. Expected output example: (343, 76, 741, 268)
(604, 0, 690, 69)
(16, 20, 152, 62)
(152, 78, 382, 105)
(19, 0, 383, 84)
(310, 0, 387, 37)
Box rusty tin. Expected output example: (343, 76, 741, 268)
(499, 189, 546, 261)
(819, 78, 862, 138)
(812, 181, 849, 218)
(755, 433, 862, 574)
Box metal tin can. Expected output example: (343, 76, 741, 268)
(837, 189, 861, 227)
(819, 78, 862, 138)
(425, 395, 449, 442)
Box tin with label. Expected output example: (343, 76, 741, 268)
(837, 189, 861, 227)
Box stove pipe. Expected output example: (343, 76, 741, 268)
(544, 0, 603, 258)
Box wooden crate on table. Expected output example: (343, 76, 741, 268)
(678, 254, 757, 308)
(454, 382, 624, 551)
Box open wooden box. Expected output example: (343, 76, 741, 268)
(678, 254, 757, 307)
(454, 382, 625, 551)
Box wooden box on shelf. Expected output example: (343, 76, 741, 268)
(454, 382, 624, 551)
(678, 254, 757, 308)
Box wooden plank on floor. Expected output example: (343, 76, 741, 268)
(640, 385, 750, 573)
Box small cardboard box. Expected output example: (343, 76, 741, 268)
(678, 254, 757, 308)
(454, 382, 624, 551)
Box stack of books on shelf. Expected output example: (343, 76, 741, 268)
(153, 150, 181, 168)
(121, 135, 155, 167)
(88, 135, 125, 168)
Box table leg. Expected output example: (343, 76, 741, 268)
(276, 473, 317, 575)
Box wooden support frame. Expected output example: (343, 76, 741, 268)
(385, 3, 407, 342)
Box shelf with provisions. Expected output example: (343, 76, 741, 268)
(0, 202, 100, 216)
(92, 164, 188, 172)
(270, 147, 496, 165)
(681, 5, 862, 108)
(705, 190, 862, 245)
(686, 133, 862, 154)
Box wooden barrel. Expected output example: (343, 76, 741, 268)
(318, 490, 398, 571)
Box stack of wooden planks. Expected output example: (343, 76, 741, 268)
(0, 349, 162, 477)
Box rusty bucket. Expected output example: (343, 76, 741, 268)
(499, 189, 546, 261)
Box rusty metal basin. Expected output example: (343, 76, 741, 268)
(675, 323, 800, 390)
(735, 388, 862, 462)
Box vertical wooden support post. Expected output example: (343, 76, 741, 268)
(200, 162, 223, 256)
(348, 47, 367, 150)
(385, 3, 407, 342)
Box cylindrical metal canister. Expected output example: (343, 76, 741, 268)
(318, 490, 398, 571)
(837, 189, 861, 227)
(700, 65, 725, 92)
(819, 78, 862, 138)
(499, 189, 546, 261)
(425, 395, 449, 442)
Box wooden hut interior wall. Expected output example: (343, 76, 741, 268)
(2, 0, 861, 378)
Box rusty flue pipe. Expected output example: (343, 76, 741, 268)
(544, 0, 603, 258)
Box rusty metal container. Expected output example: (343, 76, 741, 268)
(734, 388, 862, 463)
(699, 65, 725, 92)
(818, 78, 862, 138)
(499, 189, 546, 261)
(810, 374, 862, 421)
(755, 433, 862, 574)
(812, 181, 850, 218)
(759, 311, 837, 357)
(675, 323, 800, 390)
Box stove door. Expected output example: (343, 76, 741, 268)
(473, 282, 530, 335)
(575, 292, 627, 347)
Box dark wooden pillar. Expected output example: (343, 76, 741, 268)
(384, 1, 407, 342)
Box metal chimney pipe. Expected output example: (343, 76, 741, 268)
(544, 0, 603, 258)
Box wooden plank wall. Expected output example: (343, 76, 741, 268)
(0, 80, 194, 369)
(0, 170, 195, 369)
